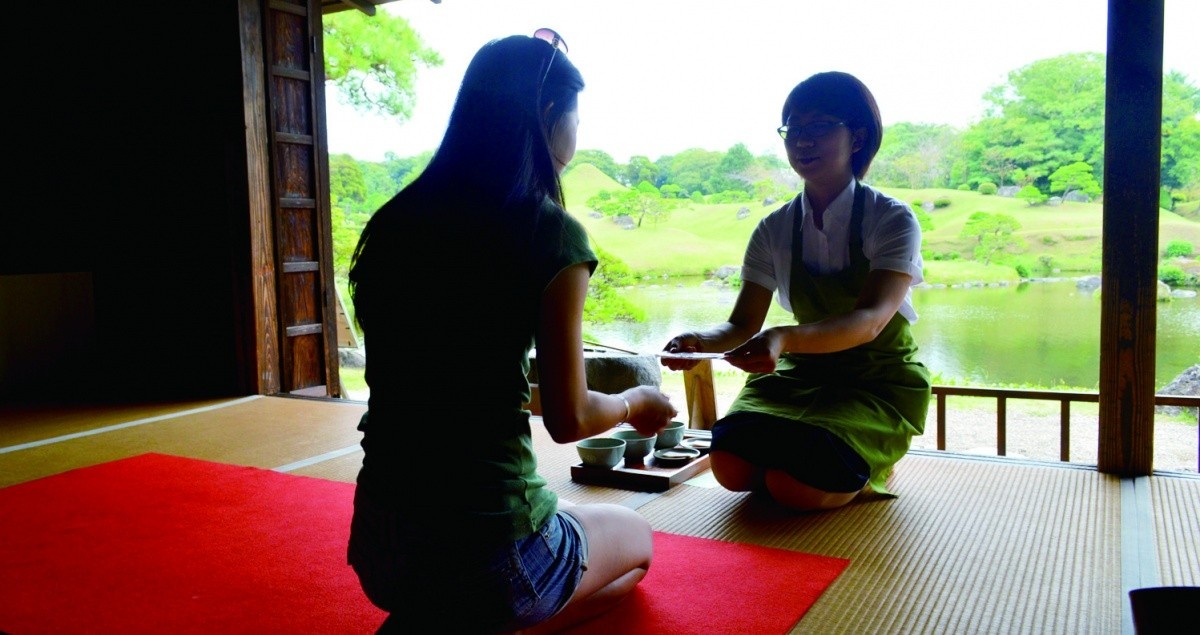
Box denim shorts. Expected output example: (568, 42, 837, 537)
(349, 491, 589, 633)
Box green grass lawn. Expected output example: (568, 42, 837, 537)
(562, 164, 1200, 285)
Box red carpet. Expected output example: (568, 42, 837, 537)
(0, 454, 848, 634)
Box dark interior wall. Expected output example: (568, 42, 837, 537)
(3, 4, 254, 402)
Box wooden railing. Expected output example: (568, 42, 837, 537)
(929, 386, 1200, 470)
(682, 361, 1200, 472)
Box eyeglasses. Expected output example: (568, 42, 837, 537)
(533, 28, 568, 92)
(777, 120, 846, 142)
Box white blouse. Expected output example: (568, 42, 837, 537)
(741, 180, 924, 323)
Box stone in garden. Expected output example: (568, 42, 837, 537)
(713, 265, 739, 280)
(1156, 364, 1200, 417)
(339, 347, 365, 369)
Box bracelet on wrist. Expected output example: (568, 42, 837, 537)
(617, 394, 631, 423)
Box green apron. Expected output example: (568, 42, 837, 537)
(725, 183, 931, 495)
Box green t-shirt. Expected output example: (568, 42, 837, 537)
(354, 197, 597, 547)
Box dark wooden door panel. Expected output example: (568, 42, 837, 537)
(263, 0, 339, 396)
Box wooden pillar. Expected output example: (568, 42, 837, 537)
(1097, 0, 1164, 475)
(683, 359, 717, 429)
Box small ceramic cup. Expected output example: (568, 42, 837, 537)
(654, 420, 687, 449)
(576, 437, 625, 469)
(612, 429, 656, 465)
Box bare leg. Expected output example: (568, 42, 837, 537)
(708, 450, 765, 492)
(763, 470, 860, 511)
(711, 451, 860, 511)
(517, 501, 652, 634)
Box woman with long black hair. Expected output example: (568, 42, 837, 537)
(346, 30, 677, 633)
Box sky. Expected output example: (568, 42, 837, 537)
(325, 0, 1200, 164)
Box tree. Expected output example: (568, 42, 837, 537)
(329, 154, 368, 207)
(571, 150, 621, 182)
(322, 10, 443, 121)
(622, 156, 660, 188)
(586, 183, 679, 228)
(1049, 161, 1101, 200)
(706, 143, 755, 194)
(960, 212, 1024, 264)
(964, 53, 1106, 193)
(584, 245, 644, 323)
(1160, 70, 1200, 195)
(872, 122, 960, 188)
(661, 148, 723, 195)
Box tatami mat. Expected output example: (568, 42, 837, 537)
(1149, 476, 1200, 587)
(3, 396, 1197, 634)
(0, 396, 366, 488)
(0, 398, 236, 447)
(634, 454, 1125, 634)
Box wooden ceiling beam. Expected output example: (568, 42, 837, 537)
(338, 0, 376, 16)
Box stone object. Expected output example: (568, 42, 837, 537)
(527, 350, 662, 394)
(339, 347, 366, 369)
(1156, 364, 1200, 416)
(713, 265, 739, 280)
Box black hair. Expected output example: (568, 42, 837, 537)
(782, 71, 882, 179)
(423, 34, 584, 209)
(348, 34, 584, 335)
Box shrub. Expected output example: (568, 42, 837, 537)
(933, 197, 951, 208)
(1014, 263, 1030, 278)
(1016, 185, 1047, 206)
(1038, 255, 1055, 274)
(1159, 187, 1173, 211)
(1041, 235, 1059, 246)
(911, 199, 923, 208)
(913, 207, 934, 232)
(977, 182, 997, 195)
(1158, 265, 1192, 287)
(1164, 240, 1193, 258)
(957, 183, 971, 191)
(925, 251, 961, 261)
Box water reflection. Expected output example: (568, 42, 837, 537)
(585, 278, 1200, 389)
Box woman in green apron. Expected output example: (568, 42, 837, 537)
(662, 71, 930, 511)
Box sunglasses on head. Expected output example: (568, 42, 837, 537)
(533, 28, 568, 91)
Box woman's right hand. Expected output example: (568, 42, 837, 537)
(625, 385, 678, 437)
(660, 332, 705, 371)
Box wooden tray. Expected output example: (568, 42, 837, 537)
(570, 428, 712, 492)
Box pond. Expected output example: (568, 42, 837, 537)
(583, 277, 1200, 389)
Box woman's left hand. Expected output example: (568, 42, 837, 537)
(722, 327, 784, 373)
